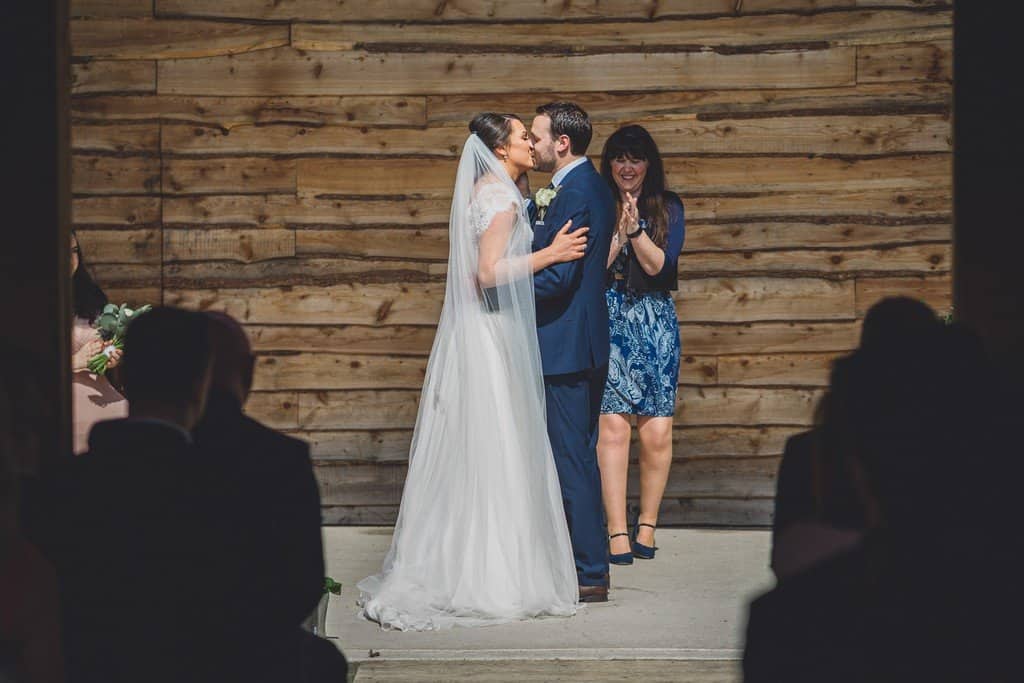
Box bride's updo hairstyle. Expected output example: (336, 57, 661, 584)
(469, 112, 522, 153)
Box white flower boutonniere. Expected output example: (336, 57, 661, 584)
(533, 186, 560, 220)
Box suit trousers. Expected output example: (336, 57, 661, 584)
(543, 363, 610, 586)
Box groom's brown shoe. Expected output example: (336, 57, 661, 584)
(578, 585, 609, 603)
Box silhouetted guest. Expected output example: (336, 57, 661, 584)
(770, 297, 943, 579)
(1, 382, 63, 683)
(40, 307, 219, 682)
(192, 312, 346, 681)
(745, 321, 1013, 681)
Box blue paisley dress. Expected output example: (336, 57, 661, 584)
(601, 194, 685, 417)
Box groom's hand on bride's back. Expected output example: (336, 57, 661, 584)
(549, 219, 589, 263)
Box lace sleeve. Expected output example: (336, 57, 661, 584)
(471, 182, 520, 239)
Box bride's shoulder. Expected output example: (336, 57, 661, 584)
(473, 178, 518, 206)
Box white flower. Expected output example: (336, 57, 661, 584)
(534, 187, 559, 209)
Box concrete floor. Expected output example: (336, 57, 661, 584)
(321, 527, 774, 679)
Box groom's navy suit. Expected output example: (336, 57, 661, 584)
(530, 158, 615, 587)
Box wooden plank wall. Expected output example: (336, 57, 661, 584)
(70, 0, 953, 526)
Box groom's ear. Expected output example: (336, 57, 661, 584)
(555, 134, 571, 155)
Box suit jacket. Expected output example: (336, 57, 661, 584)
(41, 418, 223, 682)
(192, 391, 325, 634)
(530, 159, 615, 376)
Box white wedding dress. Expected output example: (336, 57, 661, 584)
(357, 134, 579, 630)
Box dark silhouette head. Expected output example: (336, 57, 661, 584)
(71, 230, 109, 322)
(122, 307, 212, 430)
(859, 296, 941, 351)
(204, 311, 255, 405)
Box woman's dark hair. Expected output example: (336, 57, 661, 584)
(71, 230, 108, 322)
(535, 101, 593, 156)
(469, 113, 522, 153)
(600, 125, 669, 247)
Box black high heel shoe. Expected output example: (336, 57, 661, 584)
(608, 532, 633, 566)
(632, 522, 658, 560)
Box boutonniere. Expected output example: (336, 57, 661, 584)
(533, 186, 560, 220)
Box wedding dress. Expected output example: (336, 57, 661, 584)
(357, 134, 579, 630)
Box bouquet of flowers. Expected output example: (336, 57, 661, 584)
(86, 302, 153, 375)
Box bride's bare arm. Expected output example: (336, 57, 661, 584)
(479, 214, 589, 287)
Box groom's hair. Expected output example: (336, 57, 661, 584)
(536, 102, 592, 156)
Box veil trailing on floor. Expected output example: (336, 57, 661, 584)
(356, 134, 578, 630)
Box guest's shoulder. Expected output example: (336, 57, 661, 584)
(783, 429, 816, 455)
(240, 413, 311, 460)
(663, 190, 684, 211)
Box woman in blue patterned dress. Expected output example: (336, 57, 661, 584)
(597, 125, 685, 564)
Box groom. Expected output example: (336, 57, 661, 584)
(527, 102, 615, 602)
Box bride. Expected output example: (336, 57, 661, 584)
(357, 113, 589, 630)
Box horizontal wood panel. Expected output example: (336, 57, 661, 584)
(656, 498, 774, 526)
(162, 114, 951, 158)
(684, 188, 950, 221)
(72, 0, 153, 17)
(313, 456, 779, 506)
(102, 286, 162, 307)
(685, 222, 949, 251)
(591, 114, 951, 156)
(854, 274, 951, 315)
(71, 155, 161, 194)
(155, 0, 856, 23)
(72, 196, 161, 226)
(163, 258, 436, 288)
(681, 321, 861, 355)
(298, 425, 803, 462)
(90, 263, 160, 288)
(319, 497, 775, 526)
(162, 195, 452, 227)
(72, 60, 155, 94)
(717, 352, 846, 387)
(426, 82, 950, 124)
(677, 386, 823, 426)
(157, 46, 856, 96)
(253, 354, 428, 391)
(163, 229, 296, 263)
(71, 123, 160, 154)
(72, 95, 427, 127)
(71, 18, 288, 60)
(295, 229, 449, 261)
(244, 391, 299, 429)
(686, 243, 951, 276)
(292, 10, 948, 52)
(246, 325, 438, 356)
(298, 391, 421, 430)
(165, 282, 445, 325)
(162, 157, 296, 195)
(857, 40, 952, 84)
(676, 277, 855, 322)
(74, 228, 161, 264)
(297, 155, 950, 198)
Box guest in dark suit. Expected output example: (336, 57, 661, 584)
(192, 312, 346, 681)
(41, 307, 218, 682)
(527, 101, 616, 601)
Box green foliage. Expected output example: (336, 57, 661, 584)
(323, 577, 342, 595)
(87, 303, 153, 375)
